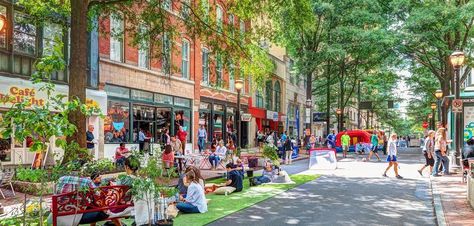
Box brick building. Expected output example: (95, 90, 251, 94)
(97, 0, 250, 157)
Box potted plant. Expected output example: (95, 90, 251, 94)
(262, 144, 280, 167)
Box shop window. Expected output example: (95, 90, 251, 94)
(13, 11, 36, 55)
(106, 85, 130, 98)
(132, 105, 155, 143)
(163, 0, 172, 11)
(0, 6, 7, 49)
(131, 89, 153, 102)
(213, 114, 223, 140)
(175, 110, 191, 142)
(181, 0, 191, 19)
(199, 111, 211, 141)
(265, 80, 273, 110)
(239, 19, 245, 42)
(0, 112, 12, 162)
(154, 93, 173, 105)
(202, 48, 209, 85)
(104, 101, 130, 143)
(274, 81, 281, 112)
(174, 97, 191, 108)
(155, 108, 172, 143)
(213, 104, 224, 112)
(43, 23, 66, 81)
(181, 39, 190, 79)
(110, 13, 123, 62)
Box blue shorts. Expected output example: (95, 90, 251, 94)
(386, 155, 397, 162)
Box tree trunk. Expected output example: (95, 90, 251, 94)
(67, 0, 89, 148)
(306, 72, 312, 130)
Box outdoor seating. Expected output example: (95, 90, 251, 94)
(0, 171, 15, 199)
(50, 185, 133, 226)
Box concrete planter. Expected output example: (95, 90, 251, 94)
(12, 180, 55, 195)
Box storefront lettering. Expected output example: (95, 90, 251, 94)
(0, 87, 45, 107)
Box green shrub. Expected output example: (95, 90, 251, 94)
(15, 168, 48, 183)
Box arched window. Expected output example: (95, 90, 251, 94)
(256, 90, 264, 108)
(274, 81, 281, 112)
(265, 80, 273, 110)
(216, 5, 223, 32)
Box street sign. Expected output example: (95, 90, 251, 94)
(422, 121, 429, 129)
(453, 99, 463, 113)
(241, 113, 252, 122)
(312, 112, 327, 122)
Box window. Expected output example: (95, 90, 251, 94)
(163, 0, 172, 11)
(43, 23, 62, 56)
(265, 80, 273, 110)
(201, 0, 210, 20)
(13, 11, 36, 55)
(216, 54, 223, 86)
(239, 19, 245, 41)
(104, 101, 130, 143)
(228, 14, 234, 38)
(181, 0, 191, 19)
(138, 25, 149, 69)
(0, 6, 7, 48)
(274, 81, 281, 112)
(216, 5, 223, 32)
(288, 59, 295, 84)
(256, 90, 264, 108)
(202, 48, 209, 85)
(181, 39, 190, 79)
(162, 33, 171, 74)
(229, 64, 235, 92)
(110, 13, 123, 62)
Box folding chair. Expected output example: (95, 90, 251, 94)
(0, 171, 15, 199)
(199, 154, 212, 169)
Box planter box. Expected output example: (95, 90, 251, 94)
(12, 181, 55, 195)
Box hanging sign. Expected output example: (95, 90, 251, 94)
(453, 99, 463, 113)
(241, 113, 252, 122)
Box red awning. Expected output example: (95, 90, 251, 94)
(335, 130, 371, 146)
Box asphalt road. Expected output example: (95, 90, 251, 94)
(209, 148, 435, 226)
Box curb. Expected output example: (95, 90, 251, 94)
(430, 178, 447, 226)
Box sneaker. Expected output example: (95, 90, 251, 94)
(417, 170, 423, 176)
(383, 173, 388, 177)
(431, 174, 441, 177)
(396, 175, 403, 179)
(377, 159, 381, 162)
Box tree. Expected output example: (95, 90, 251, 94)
(390, 0, 474, 125)
(18, 0, 275, 149)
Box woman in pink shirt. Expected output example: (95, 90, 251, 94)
(162, 144, 175, 169)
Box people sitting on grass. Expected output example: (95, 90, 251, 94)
(209, 140, 227, 170)
(250, 161, 278, 186)
(162, 144, 175, 170)
(178, 166, 205, 196)
(114, 143, 129, 169)
(235, 158, 245, 177)
(217, 163, 243, 193)
(177, 171, 208, 214)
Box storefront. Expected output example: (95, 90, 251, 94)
(104, 84, 192, 158)
(0, 77, 107, 165)
(198, 98, 248, 147)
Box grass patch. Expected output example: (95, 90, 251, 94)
(87, 174, 319, 226)
(173, 174, 319, 226)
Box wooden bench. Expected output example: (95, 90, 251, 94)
(51, 185, 134, 226)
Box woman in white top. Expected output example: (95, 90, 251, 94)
(209, 140, 227, 170)
(177, 171, 208, 213)
(383, 133, 403, 179)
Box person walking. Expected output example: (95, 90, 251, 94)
(284, 138, 293, 165)
(418, 131, 435, 176)
(432, 128, 450, 176)
(197, 125, 207, 153)
(368, 131, 381, 161)
(177, 126, 188, 153)
(326, 131, 336, 148)
(341, 131, 350, 158)
(383, 133, 403, 179)
(382, 133, 388, 155)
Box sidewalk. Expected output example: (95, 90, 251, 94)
(431, 173, 474, 226)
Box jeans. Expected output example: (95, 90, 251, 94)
(116, 157, 125, 168)
(285, 150, 293, 164)
(198, 137, 206, 153)
(176, 202, 200, 213)
(253, 176, 271, 185)
(432, 150, 449, 175)
(209, 155, 220, 168)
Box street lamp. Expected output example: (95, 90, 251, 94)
(336, 108, 342, 132)
(235, 79, 244, 149)
(430, 103, 436, 130)
(435, 89, 443, 124)
(0, 14, 6, 33)
(450, 50, 465, 167)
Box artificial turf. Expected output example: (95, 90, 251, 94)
(173, 174, 320, 226)
(91, 174, 319, 226)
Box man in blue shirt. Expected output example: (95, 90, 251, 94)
(281, 131, 288, 143)
(86, 125, 95, 155)
(138, 128, 146, 152)
(197, 125, 207, 153)
(327, 131, 336, 148)
(223, 163, 243, 192)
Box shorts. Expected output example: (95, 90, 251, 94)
(386, 155, 397, 162)
(424, 152, 434, 166)
(342, 145, 349, 151)
(371, 145, 378, 152)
